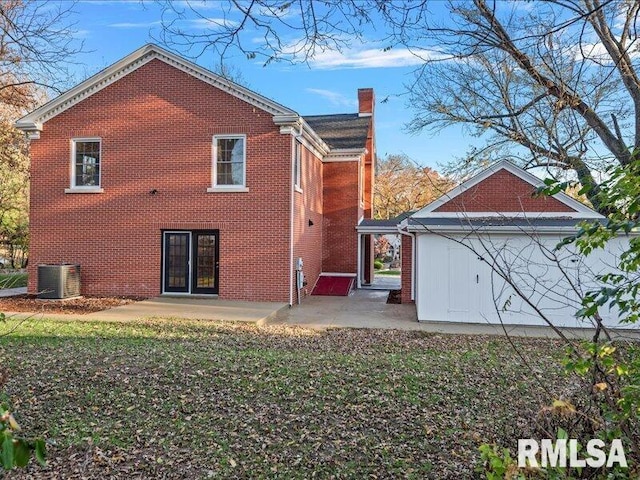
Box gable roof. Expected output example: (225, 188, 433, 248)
(410, 160, 603, 220)
(303, 114, 370, 150)
(15, 43, 297, 136)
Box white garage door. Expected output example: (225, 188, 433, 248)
(415, 233, 626, 328)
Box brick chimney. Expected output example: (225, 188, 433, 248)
(358, 88, 374, 117)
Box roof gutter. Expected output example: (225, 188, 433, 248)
(273, 114, 330, 158)
(406, 224, 588, 235)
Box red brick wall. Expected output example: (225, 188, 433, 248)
(322, 161, 360, 273)
(400, 234, 414, 304)
(293, 141, 323, 302)
(28, 59, 292, 302)
(434, 170, 575, 213)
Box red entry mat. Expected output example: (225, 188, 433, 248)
(311, 275, 354, 296)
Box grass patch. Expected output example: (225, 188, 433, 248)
(375, 270, 401, 276)
(0, 271, 27, 289)
(0, 317, 570, 478)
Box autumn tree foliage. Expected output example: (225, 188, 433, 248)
(374, 154, 452, 220)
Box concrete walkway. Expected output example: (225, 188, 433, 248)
(278, 289, 418, 330)
(0, 287, 26, 297)
(361, 274, 401, 290)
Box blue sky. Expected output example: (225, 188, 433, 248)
(68, 0, 476, 170)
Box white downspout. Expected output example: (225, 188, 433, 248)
(288, 133, 295, 307)
(356, 233, 362, 289)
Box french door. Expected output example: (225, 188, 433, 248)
(163, 231, 219, 295)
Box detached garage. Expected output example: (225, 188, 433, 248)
(399, 160, 632, 328)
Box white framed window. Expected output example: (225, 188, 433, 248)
(208, 134, 248, 192)
(294, 140, 302, 192)
(66, 138, 103, 193)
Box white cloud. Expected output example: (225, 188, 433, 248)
(109, 20, 162, 28)
(174, 0, 223, 10)
(308, 46, 445, 70)
(573, 40, 639, 63)
(305, 88, 357, 108)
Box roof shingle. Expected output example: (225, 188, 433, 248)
(303, 113, 370, 150)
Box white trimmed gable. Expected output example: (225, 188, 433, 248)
(412, 160, 603, 219)
(15, 44, 297, 138)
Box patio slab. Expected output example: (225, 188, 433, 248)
(85, 296, 289, 324)
(0, 287, 27, 298)
(275, 289, 640, 340)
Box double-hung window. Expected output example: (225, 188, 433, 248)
(68, 139, 102, 193)
(210, 135, 247, 192)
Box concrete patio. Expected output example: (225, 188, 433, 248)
(85, 296, 289, 323)
(2, 286, 638, 340)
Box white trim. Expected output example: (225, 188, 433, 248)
(15, 44, 295, 134)
(411, 160, 603, 219)
(323, 148, 366, 163)
(407, 224, 592, 234)
(356, 226, 398, 234)
(358, 112, 373, 118)
(212, 134, 247, 189)
(289, 133, 295, 306)
(319, 272, 357, 277)
(65, 187, 104, 194)
(356, 234, 362, 289)
(421, 211, 601, 219)
(275, 117, 330, 159)
(70, 138, 102, 189)
(207, 187, 249, 193)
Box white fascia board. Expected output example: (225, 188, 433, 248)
(423, 211, 603, 219)
(275, 116, 330, 158)
(356, 225, 399, 234)
(324, 148, 366, 162)
(16, 43, 296, 133)
(406, 224, 583, 235)
(411, 159, 603, 218)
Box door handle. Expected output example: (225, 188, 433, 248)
(476, 274, 479, 284)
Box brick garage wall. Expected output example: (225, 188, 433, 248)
(293, 142, 323, 302)
(435, 170, 575, 213)
(322, 161, 360, 273)
(400, 234, 414, 304)
(28, 59, 292, 302)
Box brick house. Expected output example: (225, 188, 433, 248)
(15, 44, 375, 304)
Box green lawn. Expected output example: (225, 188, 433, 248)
(0, 317, 570, 478)
(0, 271, 27, 289)
(375, 270, 401, 276)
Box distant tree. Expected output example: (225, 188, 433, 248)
(0, 112, 28, 268)
(0, 0, 82, 268)
(374, 154, 452, 220)
(374, 236, 390, 260)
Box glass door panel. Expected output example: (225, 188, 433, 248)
(164, 232, 190, 293)
(192, 233, 218, 294)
